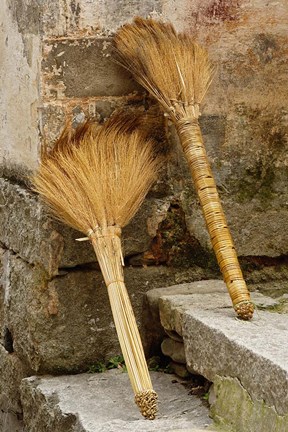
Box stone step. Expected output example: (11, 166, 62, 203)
(146, 280, 288, 432)
(20, 370, 215, 432)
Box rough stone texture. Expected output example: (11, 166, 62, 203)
(168, 362, 191, 379)
(0, 346, 30, 432)
(159, 281, 230, 337)
(158, 282, 279, 335)
(144, 280, 227, 355)
(149, 280, 288, 418)
(161, 338, 186, 365)
(39, 0, 162, 37)
(182, 307, 288, 416)
(0, 177, 73, 277)
(1, 245, 213, 373)
(3, 251, 113, 373)
(0, 178, 175, 275)
(20, 370, 214, 432)
(210, 376, 288, 432)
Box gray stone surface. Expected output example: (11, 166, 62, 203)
(3, 251, 118, 372)
(0, 177, 92, 276)
(0, 346, 29, 432)
(144, 281, 226, 352)
(182, 308, 288, 416)
(152, 280, 288, 416)
(2, 247, 213, 373)
(20, 370, 214, 432)
(39, 0, 162, 37)
(161, 338, 186, 365)
(158, 280, 280, 335)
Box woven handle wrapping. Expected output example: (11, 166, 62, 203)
(90, 226, 158, 419)
(176, 118, 254, 319)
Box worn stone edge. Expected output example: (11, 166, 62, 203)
(210, 375, 288, 432)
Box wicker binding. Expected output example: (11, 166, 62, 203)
(176, 118, 254, 320)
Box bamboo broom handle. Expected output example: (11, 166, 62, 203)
(90, 228, 158, 419)
(107, 281, 158, 419)
(176, 118, 254, 320)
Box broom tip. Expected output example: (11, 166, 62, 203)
(135, 389, 158, 420)
(234, 301, 254, 320)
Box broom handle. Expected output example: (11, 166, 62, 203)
(107, 280, 157, 419)
(90, 229, 157, 419)
(176, 118, 254, 319)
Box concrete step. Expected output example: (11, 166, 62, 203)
(20, 370, 216, 432)
(146, 280, 288, 432)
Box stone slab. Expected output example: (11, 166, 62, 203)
(157, 280, 280, 335)
(210, 375, 288, 432)
(144, 280, 227, 350)
(20, 370, 214, 432)
(151, 280, 288, 417)
(182, 307, 288, 417)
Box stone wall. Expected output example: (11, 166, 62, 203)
(0, 0, 288, 429)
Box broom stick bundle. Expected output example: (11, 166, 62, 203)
(114, 18, 254, 320)
(32, 112, 163, 419)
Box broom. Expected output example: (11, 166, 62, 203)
(32, 112, 163, 419)
(114, 18, 254, 320)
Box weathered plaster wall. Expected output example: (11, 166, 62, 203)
(0, 1, 41, 172)
(0, 0, 288, 429)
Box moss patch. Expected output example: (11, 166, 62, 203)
(210, 376, 288, 432)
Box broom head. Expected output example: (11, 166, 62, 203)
(32, 111, 163, 236)
(114, 17, 215, 121)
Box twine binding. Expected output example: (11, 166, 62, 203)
(135, 389, 158, 420)
(176, 117, 254, 320)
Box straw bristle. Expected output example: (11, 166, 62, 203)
(32, 112, 163, 235)
(114, 17, 215, 120)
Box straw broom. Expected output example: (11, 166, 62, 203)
(114, 18, 254, 320)
(32, 112, 163, 419)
